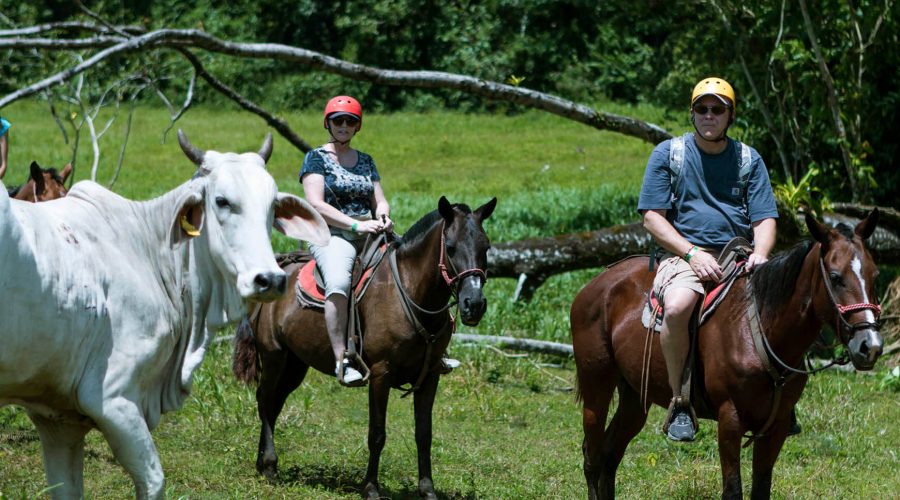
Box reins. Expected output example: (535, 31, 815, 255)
(743, 250, 882, 446)
(390, 221, 487, 397)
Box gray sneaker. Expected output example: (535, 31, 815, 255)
(666, 408, 696, 442)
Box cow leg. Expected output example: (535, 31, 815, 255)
(93, 397, 165, 499)
(750, 423, 788, 500)
(413, 372, 440, 500)
(28, 413, 91, 499)
(256, 350, 308, 481)
(363, 373, 391, 500)
(716, 402, 743, 500)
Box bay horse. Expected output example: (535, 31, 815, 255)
(571, 210, 883, 499)
(233, 196, 496, 499)
(6, 161, 72, 202)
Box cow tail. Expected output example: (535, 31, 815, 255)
(232, 306, 261, 385)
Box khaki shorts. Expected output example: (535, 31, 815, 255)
(652, 256, 704, 306)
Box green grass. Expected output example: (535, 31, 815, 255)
(1, 99, 897, 498)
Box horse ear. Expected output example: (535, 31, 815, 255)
(805, 212, 830, 243)
(438, 196, 454, 223)
(474, 197, 497, 222)
(59, 163, 73, 183)
(29, 161, 46, 194)
(854, 208, 879, 240)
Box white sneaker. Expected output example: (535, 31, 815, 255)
(336, 361, 364, 385)
(439, 357, 461, 374)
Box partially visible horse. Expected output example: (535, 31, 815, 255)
(6, 161, 72, 202)
(571, 211, 883, 499)
(233, 196, 496, 499)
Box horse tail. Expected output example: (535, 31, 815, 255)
(232, 306, 261, 385)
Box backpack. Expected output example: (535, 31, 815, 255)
(648, 133, 753, 272)
(668, 132, 753, 206)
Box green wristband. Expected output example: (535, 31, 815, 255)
(351, 222, 358, 233)
(684, 245, 699, 262)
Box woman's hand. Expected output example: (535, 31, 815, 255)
(379, 214, 394, 234)
(355, 219, 385, 234)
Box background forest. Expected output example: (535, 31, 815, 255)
(2, 0, 898, 205)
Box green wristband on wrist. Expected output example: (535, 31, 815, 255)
(351, 222, 358, 233)
(684, 245, 699, 262)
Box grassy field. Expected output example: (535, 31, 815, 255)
(1, 100, 898, 498)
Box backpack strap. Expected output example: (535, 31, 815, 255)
(668, 133, 688, 199)
(737, 141, 753, 205)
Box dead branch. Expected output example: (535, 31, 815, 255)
(454, 334, 573, 357)
(0, 28, 672, 145)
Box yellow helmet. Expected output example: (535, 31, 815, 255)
(691, 77, 735, 109)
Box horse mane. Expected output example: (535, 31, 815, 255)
(749, 240, 815, 320)
(7, 185, 21, 197)
(395, 203, 472, 257)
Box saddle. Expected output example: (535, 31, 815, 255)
(640, 237, 754, 419)
(284, 233, 392, 386)
(294, 235, 391, 309)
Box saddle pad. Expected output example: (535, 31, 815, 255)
(296, 259, 378, 307)
(641, 273, 739, 332)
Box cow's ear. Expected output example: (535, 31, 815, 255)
(273, 193, 330, 247)
(170, 190, 205, 246)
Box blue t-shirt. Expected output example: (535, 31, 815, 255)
(637, 135, 778, 249)
(299, 147, 381, 218)
(0, 117, 10, 137)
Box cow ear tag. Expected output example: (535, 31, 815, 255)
(180, 215, 201, 237)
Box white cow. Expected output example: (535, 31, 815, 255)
(0, 131, 329, 498)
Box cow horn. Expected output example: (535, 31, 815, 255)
(177, 129, 205, 166)
(258, 132, 273, 163)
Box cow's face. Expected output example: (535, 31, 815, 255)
(175, 131, 328, 308)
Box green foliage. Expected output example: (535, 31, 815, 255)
(877, 366, 900, 392)
(772, 164, 831, 218)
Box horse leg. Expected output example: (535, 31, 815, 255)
(750, 426, 789, 500)
(716, 402, 744, 499)
(363, 374, 391, 500)
(413, 372, 441, 499)
(598, 380, 649, 499)
(28, 412, 91, 499)
(255, 350, 309, 481)
(577, 358, 618, 500)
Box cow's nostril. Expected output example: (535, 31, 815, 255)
(254, 274, 271, 290)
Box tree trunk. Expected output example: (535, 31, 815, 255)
(487, 205, 900, 301)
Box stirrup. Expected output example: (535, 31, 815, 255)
(336, 352, 369, 387)
(439, 356, 461, 375)
(663, 396, 698, 441)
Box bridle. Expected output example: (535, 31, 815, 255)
(389, 220, 488, 397)
(818, 255, 882, 343)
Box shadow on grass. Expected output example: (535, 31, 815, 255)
(278, 463, 478, 499)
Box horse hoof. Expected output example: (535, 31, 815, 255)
(419, 478, 437, 499)
(363, 483, 381, 499)
(256, 462, 278, 483)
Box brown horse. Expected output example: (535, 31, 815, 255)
(233, 196, 496, 499)
(7, 161, 72, 202)
(571, 211, 883, 500)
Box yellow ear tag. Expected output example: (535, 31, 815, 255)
(180, 215, 201, 237)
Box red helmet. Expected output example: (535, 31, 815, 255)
(323, 95, 362, 129)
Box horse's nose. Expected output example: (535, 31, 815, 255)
(254, 272, 286, 294)
(861, 331, 883, 363)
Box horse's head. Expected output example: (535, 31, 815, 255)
(12, 161, 72, 202)
(806, 209, 883, 370)
(438, 196, 497, 326)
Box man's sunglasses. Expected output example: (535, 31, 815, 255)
(692, 104, 730, 116)
(330, 116, 360, 127)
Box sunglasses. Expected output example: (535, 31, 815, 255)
(692, 104, 730, 116)
(330, 116, 360, 127)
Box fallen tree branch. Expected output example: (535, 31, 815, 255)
(0, 28, 671, 145)
(454, 333, 573, 357)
